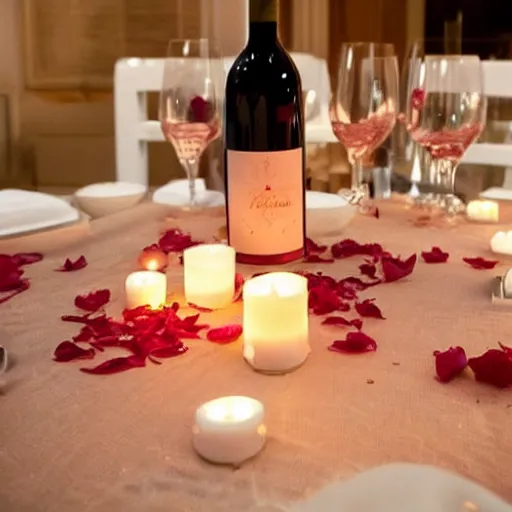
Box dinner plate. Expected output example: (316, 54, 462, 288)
(152, 179, 225, 208)
(306, 191, 356, 237)
(0, 189, 81, 239)
(292, 463, 512, 512)
(480, 187, 512, 201)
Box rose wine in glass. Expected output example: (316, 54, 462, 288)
(405, 55, 486, 214)
(330, 43, 398, 205)
(159, 39, 222, 208)
(224, 0, 305, 265)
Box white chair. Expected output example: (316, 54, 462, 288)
(114, 54, 336, 186)
(458, 60, 512, 199)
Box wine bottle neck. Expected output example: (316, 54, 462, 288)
(248, 0, 279, 43)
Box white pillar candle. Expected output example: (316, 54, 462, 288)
(125, 271, 167, 309)
(466, 200, 499, 223)
(503, 269, 512, 298)
(192, 396, 266, 465)
(183, 244, 235, 309)
(491, 231, 512, 255)
(243, 272, 309, 374)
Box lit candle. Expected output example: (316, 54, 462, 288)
(466, 200, 499, 223)
(243, 272, 309, 374)
(183, 244, 235, 309)
(138, 245, 168, 271)
(491, 231, 512, 256)
(503, 269, 512, 298)
(192, 396, 266, 465)
(125, 271, 167, 309)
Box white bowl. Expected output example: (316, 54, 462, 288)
(74, 182, 147, 218)
(306, 191, 356, 238)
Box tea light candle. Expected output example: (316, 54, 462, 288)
(491, 231, 512, 256)
(138, 246, 168, 271)
(466, 200, 499, 223)
(503, 269, 512, 298)
(183, 244, 235, 309)
(192, 396, 266, 465)
(125, 271, 167, 309)
(243, 272, 309, 374)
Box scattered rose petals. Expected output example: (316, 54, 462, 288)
(54, 341, 95, 362)
(80, 355, 146, 375)
(329, 332, 377, 354)
(463, 257, 499, 270)
(10, 252, 44, 266)
(206, 324, 243, 344)
(233, 273, 245, 302)
(351, 318, 363, 330)
(149, 345, 188, 359)
(355, 299, 385, 319)
(74, 289, 111, 312)
(381, 254, 416, 282)
(322, 316, 362, 329)
(433, 346, 467, 382)
(303, 254, 335, 263)
(138, 244, 168, 271)
(359, 262, 377, 279)
(422, 246, 449, 264)
(468, 348, 512, 388)
(55, 255, 87, 272)
(305, 238, 328, 255)
(331, 239, 386, 260)
(158, 228, 202, 253)
(0, 253, 41, 304)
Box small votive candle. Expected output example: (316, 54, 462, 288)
(503, 269, 512, 298)
(125, 271, 167, 309)
(466, 200, 499, 223)
(491, 231, 512, 255)
(243, 272, 309, 374)
(183, 244, 235, 309)
(192, 396, 266, 465)
(138, 246, 168, 271)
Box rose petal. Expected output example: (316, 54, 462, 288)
(55, 255, 88, 272)
(468, 348, 512, 388)
(188, 303, 214, 313)
(206, 324, 243, 344)
(331, 239, 386, 260)
(233, 273, 245, 302)
(359, 262, 377, 279)
(305, 238, 328, 255)
(74, 289, 111, 312)
(138, 245, 168, 271)
(303, 254, 335, 263)
(351, 319, 363, 330)
(422, 246, 449, 264)
(0, 255, 25, 292)
(0, 280, 30, 304)
(322, 316, 362, 329)
(11, 252, 44, 266)
(463, 257, 499, 270)
(328, 331, 377, 353)
(158, 228, 202, 253)
(381, 254, 416, 282)
(433, 346, 467, 382)
(80, 355, 146, 375)
(355, 299, 385, 319)
(54, 341, 95, 362)
(149, 345, 188, 359)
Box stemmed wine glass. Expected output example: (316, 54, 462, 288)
(330, 43, 399, 205)
(404, 54, 486, 214)
(159, 39, 222, 208)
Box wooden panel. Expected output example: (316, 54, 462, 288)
(279, 0, 293, 49)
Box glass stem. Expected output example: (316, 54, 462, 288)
(351, 158, 364, 190)
(182, 159, 199, 207)
(436, 159, 457, 195)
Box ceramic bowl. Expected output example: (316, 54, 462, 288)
(306, 191, 356, 238)
(74, 182, 147, 218)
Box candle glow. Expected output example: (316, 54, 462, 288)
(125, 271, 167, 309)
(466, 200, 499, 223)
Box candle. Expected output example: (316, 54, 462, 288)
(192, 396, 266, 465)
(503, 269, 512, 298)
(183, 244, 235, 309)
(243, 272, 309, 374)
(491, 231, 512, 255)
(466, 200, 499, 223)
(125, 271, 167, 309)
(138, 245, 168, 271)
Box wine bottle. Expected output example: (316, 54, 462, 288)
(224, 0, 305, 265)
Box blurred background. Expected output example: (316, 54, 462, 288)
(0, 0, 511, 196)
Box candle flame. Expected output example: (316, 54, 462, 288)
(146, 259, 159, 271)
(205, 397, 255, 423)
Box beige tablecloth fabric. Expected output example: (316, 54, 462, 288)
(1, 202, 512, 512)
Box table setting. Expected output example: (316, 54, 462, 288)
(2, 24, 512, 512)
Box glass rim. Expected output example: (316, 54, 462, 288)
(424, 54, 481, 61)
(340, 42, 395, 50)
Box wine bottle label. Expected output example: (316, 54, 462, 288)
(249, 0, 278, 23)
(227, 148, 303, 256)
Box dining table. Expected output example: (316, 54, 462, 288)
(1, 199, 512, 511)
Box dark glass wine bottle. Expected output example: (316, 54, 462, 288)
(224, 0, 305, 265)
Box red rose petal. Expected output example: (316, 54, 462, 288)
(305, 238, 328, 254)
(233, 273, 245, 302)
(74, 289, 111, 312)
(303, 254, 335, 263)
(359, 262, 377, 279)
(463, 257, 499, 270)
(158, 228, 202, 253)
(355, 299, 385, 319)
(54, 341, 95, 362)
(0, 255, 25, 292)
(149, 345, 188, 359)
(55, 255, 87, 272)
(188, 303, 214, 313)
(422, 246, 449, 264)
(468, 348, 512, 388)
(80, 355, 146, 375)
(381, 254, 416, 282)
(351, 318, 363, 330)
(331, 239, 386, 260)
(62, 313, 93, 324)
(206, 324, 243, 344)
(328, 331, 377, 354)
(322, 316, 362, 329)
(138, 244, 168, 271)
(11, 252, 44, 266)
(0, 280, 30, 304)
(433, 346, 467, 382)
(373, 207, 380, 219)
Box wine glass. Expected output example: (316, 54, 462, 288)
(330, 43, 399, 205)
(404, 54, 486, 215)
(159, 39, 222, 208)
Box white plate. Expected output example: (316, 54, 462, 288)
(306, 191, 356, 237)
(480, 187, 512, 201)
(153, 179, 225, 208)
(293, 463, 512, 512)
(0, 189, 81, 238)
